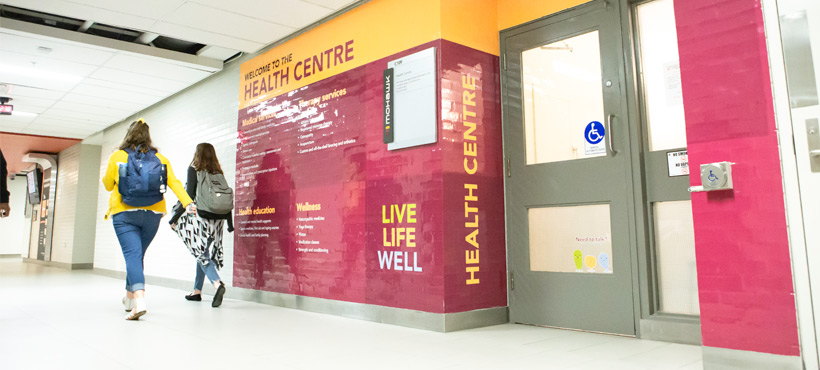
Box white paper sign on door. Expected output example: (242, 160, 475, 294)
(667, 150, 689, 176)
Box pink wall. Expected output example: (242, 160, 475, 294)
(675, 0, 800, 356)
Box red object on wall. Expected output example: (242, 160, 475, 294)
(233, 40, 506, 313)
(675, 0, 799, 356)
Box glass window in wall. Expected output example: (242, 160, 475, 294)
(529, 204, 613, 274)
(637, 0, 688, 151)
(653, 201, 700, 316)
(522, 31, 606, 165)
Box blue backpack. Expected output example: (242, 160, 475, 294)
(118, 146, 167, 207)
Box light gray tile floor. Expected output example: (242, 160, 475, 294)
(0, 258, 702, 370)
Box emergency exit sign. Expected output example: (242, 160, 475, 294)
(0, 104, 12, 115)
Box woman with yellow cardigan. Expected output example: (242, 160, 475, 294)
(102, 119, 195, 320)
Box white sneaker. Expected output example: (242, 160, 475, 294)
(122, 297, 135, 312)
(125, 299, 147, 320)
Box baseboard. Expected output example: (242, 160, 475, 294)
(23, 258, 92, 270)
(640, 316, 702, 345)
(93, 267, 509, 332)
(0, 254, 22, 258)
(702, 346, 802, 370)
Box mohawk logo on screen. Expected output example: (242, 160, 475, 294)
(0, 104, 12, 115)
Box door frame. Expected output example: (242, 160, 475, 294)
(500, 0, 703, 343)
(500, 0, 644, 336)
(762, 0, 820, 367)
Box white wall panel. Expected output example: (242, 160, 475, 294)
(0, 177, 31, 256)
(73, 144, 101, 264)
(94, 59, 240, 287)
(51, 143, 80, 264)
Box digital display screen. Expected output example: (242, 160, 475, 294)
(0, 104, 12, 115)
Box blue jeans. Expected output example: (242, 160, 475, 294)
(112, 210, 163, 292)
(194, 258, 221, 291)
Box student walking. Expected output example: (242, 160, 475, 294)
(0, 146, 9, 218)
(169, 143, 233, 308)
(102, 119, 195, 320)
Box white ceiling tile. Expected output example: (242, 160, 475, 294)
(0, 31, 115, 65)
(103, 54, 213, 84)
(0, 72, 78, 93)
(21, 127, 89, 139)
(60, 92, 146, 112)
(162, 3, 294, 44)
(190, 0, 334, 29)
(303, 0, 358, 10)
(50, 101, 131, 120)
(7, 103, 48, 115)
(65, 0, 187, 20)
(70, 84, 164, 106)
(151, 22, 264, 53)
(4, 95, 56, 109)
(0, 115, 36, 125)
(3, 85, 66, 100)
(0, 127, 24, 134)
(39, 108, 119, 123)
(196, 45, 240, 60)
(33, 116, 112, 130)
(0, 50, 98, 77)
(88, 67, 189, 94)
(81, 78, 169, 96)
(0, 0, 158, 31)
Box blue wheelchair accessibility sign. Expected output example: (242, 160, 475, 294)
(585, 121, 606, 144)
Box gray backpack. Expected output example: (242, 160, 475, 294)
(196, 171, 234, 215)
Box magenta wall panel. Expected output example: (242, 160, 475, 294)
(675, 0, 800, 356)
(233, 40, 506, 313)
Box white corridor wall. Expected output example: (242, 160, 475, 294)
(0, 176, 31, 256)
(93, 58, 241, 287)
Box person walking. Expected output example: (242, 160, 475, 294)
(0, 147, 10, 218)
(102, 119, 195, 320)
(169, 143, 233, 308)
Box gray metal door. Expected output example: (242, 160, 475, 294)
(501, 2, 637, 335)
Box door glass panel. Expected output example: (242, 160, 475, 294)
(522, 31, 606, 165)
(779, 9, 819, 108)
(529, 204, 613, 273)
(636, 0, 688, 151)
(653, 201, 700, 315)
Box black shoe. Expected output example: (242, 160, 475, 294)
(185, 293, 202, 301)
(212, 284, 226, 307)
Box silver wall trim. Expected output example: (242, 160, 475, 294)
(639, 317, 701, 345)
(93, 268, 509, 332)
(702, 346, 802, 370)
(23, 258, 92, 270)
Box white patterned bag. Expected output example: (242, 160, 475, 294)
(173, 211, 225, 269)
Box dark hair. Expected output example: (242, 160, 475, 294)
(191, 143, 223, 174)
(119, 119, 156, 153)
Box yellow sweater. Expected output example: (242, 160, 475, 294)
(102, 150, 193, 219)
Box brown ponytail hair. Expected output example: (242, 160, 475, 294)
(119, 119, 157, 153)
(191, 143, 223, 174)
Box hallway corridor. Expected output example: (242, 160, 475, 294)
(0, 258, 702, 370)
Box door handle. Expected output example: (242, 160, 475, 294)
(607, 114, 617, 156)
